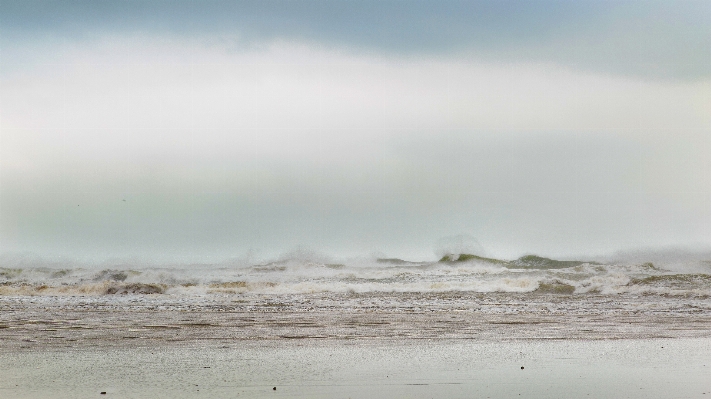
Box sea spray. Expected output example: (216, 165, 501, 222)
(1, 252, 709, 296)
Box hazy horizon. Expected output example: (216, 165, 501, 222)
(2, 1, 710, 262)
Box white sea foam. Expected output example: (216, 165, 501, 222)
(1, 252, 710, 296)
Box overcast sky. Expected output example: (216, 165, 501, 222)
(1, 0, 710, 261)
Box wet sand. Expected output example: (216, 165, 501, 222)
(2, 338, 711, 398)
(1, 292, 711, 398)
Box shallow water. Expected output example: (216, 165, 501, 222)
(2, 292, 711, 347)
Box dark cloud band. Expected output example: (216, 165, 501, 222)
(2, 0, 710, 80)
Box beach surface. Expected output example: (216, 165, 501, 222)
(1, 335, 710, 399)
(2, 292, 711, 398)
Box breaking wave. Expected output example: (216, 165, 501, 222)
(1, 252, 710, 297)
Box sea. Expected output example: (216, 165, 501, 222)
(2, 250, 711, 398)
(2, 250, 710, 297)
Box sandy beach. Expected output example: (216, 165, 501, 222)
(2, 333, 710, 399)
(2, 292, 711, 398)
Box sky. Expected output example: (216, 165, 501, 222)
(1, 0, 710, 262)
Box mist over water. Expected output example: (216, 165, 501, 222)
(1, 2, 710, 298)
(2, 246, 709, 297)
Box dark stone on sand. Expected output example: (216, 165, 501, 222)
(100, 392, 106, 395)
(273, 387, 277, 390)
(521, 366, 524, 369)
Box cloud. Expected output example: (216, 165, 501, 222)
(1, 29, 710, 259)
(2, 1, 710, 80)
(3, 38, 708, 136)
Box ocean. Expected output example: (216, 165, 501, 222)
(2, 252, 710, 398)
(2, 252, 710, 297)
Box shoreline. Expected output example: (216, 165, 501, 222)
(3, 292, 711, 398)
(2, 292, 711, 350)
